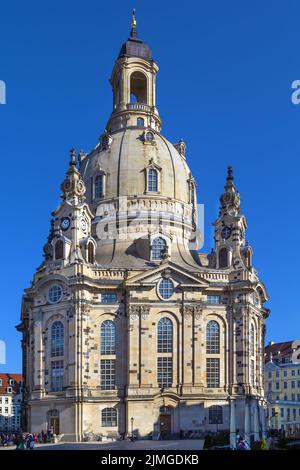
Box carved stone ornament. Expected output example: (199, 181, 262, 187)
(129, 305, 150, 319)
(183, 304, 203, 319)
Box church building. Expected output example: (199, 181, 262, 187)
(17, 13, 269, 443)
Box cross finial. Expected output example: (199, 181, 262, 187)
(130, 8, 137, 38)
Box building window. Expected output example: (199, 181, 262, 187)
(102, 407, 117, 427)
(100, 292, 117, 303)
(206, 358, 220, 388)
(55, 240, 64, 260)
(152, 237, 167, 260)
(208, 405, 223, 425)
(206, 321, 220, 354)
(51, 361, 64, 391)
(148, 169, 158, 192)
(292, 381, 295, 388)
(95, 174, 103, 199)
(268, 371, 272, 379)
(276, 382, 280, 390)
(158, 278, 174, 300)
(276, 370, 279, 378)
(250, 324, 255, 356)
(284, 371, 287, 377)
(157, 318, 173, 353)
(137, 117, 144, 127)
(157, 357, 172, 388)
(48, 285, 63, 304)
(88, 242, 95, 264)
(100, 359, 115, 390)
(292, 370, 295, 376)
(145, 131, 154, 142)
(51, 321, 64, 357)
(250, 359, 255, 386)
(218, 248, 228, 268)
(207, 295, 220, 305)
(101, 320, 116, 355)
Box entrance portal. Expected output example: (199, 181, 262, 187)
(50, 417, 60, 435)
(159, 414, 171, 434)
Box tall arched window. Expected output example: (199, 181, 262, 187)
(88, 242, 95, 264)
(157, 317, 173, 388)
(51, 321, 64, 357)
(250, 323, 255, 357)
(218, 248, 228, 268)
(101, 320, 116, 355)
(157, 318, 173, 353)
(206, 321, 220, 354)
(148, 169, 158, 192)
(55, 240, 64, 260)
(137, 117, 144, 127)
(130, 71, 147, 103)
(152, 237, 166, 260)
(95, 174, 103, 199)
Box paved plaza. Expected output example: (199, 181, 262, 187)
(0, 439, 204, 451)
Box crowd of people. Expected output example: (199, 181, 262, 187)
(0, 429, 55, 449)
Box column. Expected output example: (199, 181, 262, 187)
(261, 406, 267, 438)
(244, 399, 250, 444)
(253, 401, 260, 441)
(33, 311, 43, 394)
(230, 400, 236, 449)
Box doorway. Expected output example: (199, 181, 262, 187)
(50, 417, 60, 435)
(159, 414, 171, 434)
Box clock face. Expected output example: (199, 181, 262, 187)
(80, 218, 87, 232)
(60, 217, 70, 231)
(221, 226, 231, 240)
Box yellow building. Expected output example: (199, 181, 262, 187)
(265, 341, 300, 437)
(17, 13, 270, 443)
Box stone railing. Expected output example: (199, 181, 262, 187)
(126, 102, 151, 112)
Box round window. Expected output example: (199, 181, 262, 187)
(158, 278, 174, 300)
(48, 285, 63, 304)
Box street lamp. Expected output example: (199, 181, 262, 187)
(130, 417, 134, 439)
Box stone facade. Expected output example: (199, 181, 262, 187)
(17, 15, 270, 443)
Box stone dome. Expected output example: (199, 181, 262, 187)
(80, 128, 192, 207)
(79, 127, 200, 269)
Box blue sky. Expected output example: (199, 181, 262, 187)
(0, 0, 299, 373)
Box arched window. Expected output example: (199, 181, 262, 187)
(95, 174, 103, 199)
(102, 407, 117, 427)
(157, 318, 173, 353)
(130, 71, 147, 103)
(137, 117, 144, 127)
(148, 169, 158, 192)
(209, 405, 223, 424)
(218, 248, 228, 268)
(51, 321, 64, 357)
(206, 320, 220, 354)
(250, 323, 255, 356)
(88, 242, 95, 264)
(101, 320, 116, 355)
(152, 237, 166, 260)
(55, 240, 64, 260)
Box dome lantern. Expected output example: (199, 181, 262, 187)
(106, 10, 161, 133)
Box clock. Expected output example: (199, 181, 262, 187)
(80, 218, 87, 232)
(60, 217, 70, 231)
(221, 226, 231, 240)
